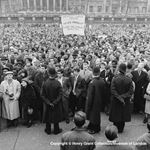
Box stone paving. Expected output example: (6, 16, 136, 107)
(0, 113, 148, 150)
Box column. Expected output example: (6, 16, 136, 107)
(20, 0, 23, 10)
(147, 0, 150, 13)
(103, 0, 106, 13)
(47, 0, 49, 11)
(34, 0, 36, 11)
(27, 0, 30, 11)
(8, 0, 12, 13)
(53, 0, 56, 12)
(60, 0, 62, 12)
(110, 0, 112, 14)
(119, 0, 122, 13)
(126, 0, 129, 15)
(40, 0, 43, 11)
(66, 0, 69, 12)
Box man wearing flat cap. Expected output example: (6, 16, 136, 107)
(60, 111, 95, 150)
(109, 63, 134, 133)
(41, 67, 63, 135)
(0, 71, 21, 127)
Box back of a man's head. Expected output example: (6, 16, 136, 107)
(74, 111, 86, 128)
(105, 125, 118, 141)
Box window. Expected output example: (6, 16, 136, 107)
(81, 5, 85, 12)
(106, 6, 109, 13)
(142, 7, 146, 13)
(134, 7, 139, 13)
(121, 7, 124, 13)
(89, 6, 93, 12)
(128, 7, 131, 13)
(97, 6, 102, 12)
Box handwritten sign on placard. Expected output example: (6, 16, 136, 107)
(61, 15, 85, 35)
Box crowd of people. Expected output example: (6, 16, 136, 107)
(0, 22, 150, 149)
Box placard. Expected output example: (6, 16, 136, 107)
(61, 15, 85, 35)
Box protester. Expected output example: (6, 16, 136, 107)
(143, 77, 150, 124)
(59, 68, 72, 124)
(20, 78, 37, 128)
(135, 122, 150, 150)
(95, 125, 133, 150)
(1, 23, 150, 138)
(0, 71, 21, 127)
(60, 111, 95, 150)
(132, 63, 149, 113)
(70, 67, 86, 115)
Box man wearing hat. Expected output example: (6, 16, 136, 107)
(109, 63, 134, 133)
(60, 111, 95, 150)
(24, 57, 32, 70)
(86, 66, 105, 134)
(0, 71, 21, 127)
(41, 67, 63, 135)
(0, 67, 10, 82)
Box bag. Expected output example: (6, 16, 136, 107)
(144, 94, 150, 101)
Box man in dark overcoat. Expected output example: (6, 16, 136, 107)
(109, 63, 134, 133)
(34, 65, 48, 122)
(41, 67, 63, 135)
(131, 63, 149, 113)
(70, 67, 86, 115)
(86, 66, 105, 134)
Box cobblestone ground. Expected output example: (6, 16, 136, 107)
(0, 113, 147, 150)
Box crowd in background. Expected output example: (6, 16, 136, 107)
(0, 23, 150, 149)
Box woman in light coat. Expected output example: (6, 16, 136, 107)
(0, 71, 21, 127)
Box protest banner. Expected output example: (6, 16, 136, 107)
(61, 15, 85, 35)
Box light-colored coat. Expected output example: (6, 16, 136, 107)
(145, 83, 150, 114)
(0, 79, 21, 120)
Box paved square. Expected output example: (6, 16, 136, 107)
(0, 113, 147, 150)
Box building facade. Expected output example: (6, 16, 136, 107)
(0, 0, 150, 16)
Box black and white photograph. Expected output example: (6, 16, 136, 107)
(0, 0, 150, 150)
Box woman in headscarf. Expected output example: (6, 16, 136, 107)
(20, 78, 37, 128)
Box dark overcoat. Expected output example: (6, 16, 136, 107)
(41, 77, 63, 123)
(20, 84, 37, 109)
(109, 73, 134, 123)
(86, 76, 105, 125)
(131, 70, 149, 112)
(34, 71, 49, 109)
(70, 75, 86, 98)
